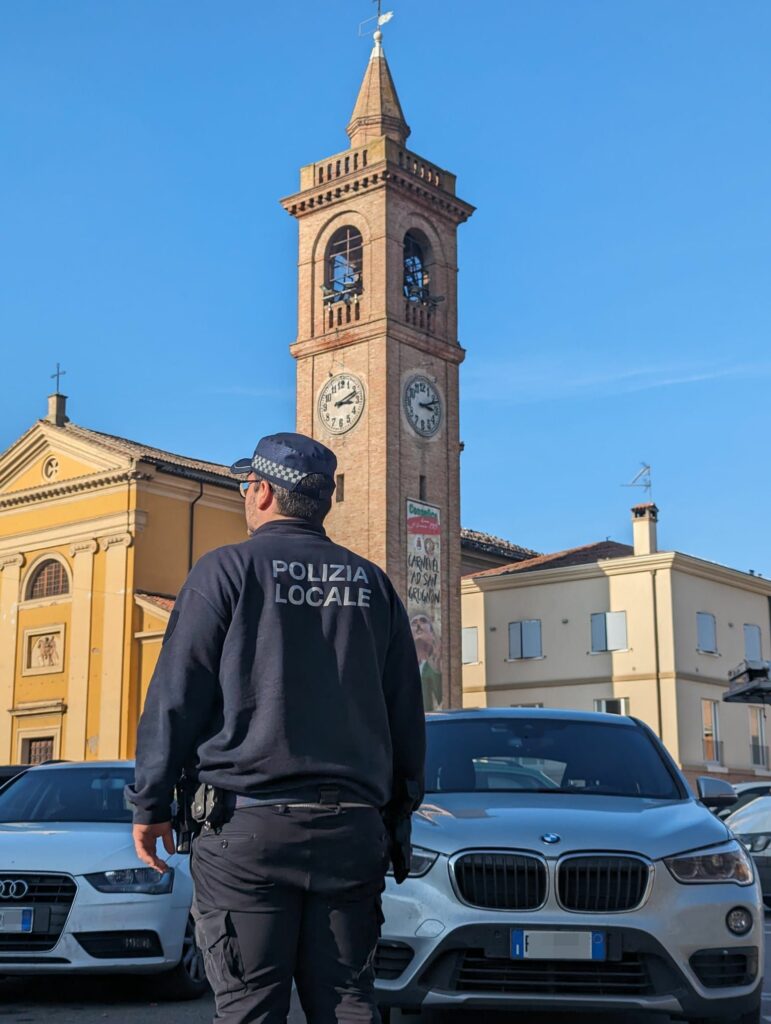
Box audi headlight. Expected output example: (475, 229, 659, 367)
(665, 841, 754, 886)
(387, 846, 438, 878)
(84, 867, 174, 894)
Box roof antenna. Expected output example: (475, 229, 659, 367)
(358, 0, 395, 46)
(622, 463, 653, 501)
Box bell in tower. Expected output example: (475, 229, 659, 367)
(281, 22, 474, 710)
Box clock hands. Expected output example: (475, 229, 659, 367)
(335, 392, 358, 408)
(419, 399, 439, 410)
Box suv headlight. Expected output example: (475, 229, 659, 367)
(387, 846, 438, 878)
(84, 867, 175, 894)
(665, 841, 754, 886)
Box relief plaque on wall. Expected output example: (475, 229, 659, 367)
(23, 625, 65, 676)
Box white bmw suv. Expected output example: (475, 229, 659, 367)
(376, 709, 762, 1024)
(0, 760, 206, 998)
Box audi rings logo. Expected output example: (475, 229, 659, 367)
(0, 880, 29, 900)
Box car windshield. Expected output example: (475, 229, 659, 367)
(426, 717, 682, 800)
(726, 795, 771, 834)
(0, 767, 135, 823)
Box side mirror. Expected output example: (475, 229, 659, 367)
(696, 776, 737, 810)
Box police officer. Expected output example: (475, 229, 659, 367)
(128, 432, 425, 1024)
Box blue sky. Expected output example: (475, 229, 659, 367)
(1, 1, 769, 574)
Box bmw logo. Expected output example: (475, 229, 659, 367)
(541, 833, 561, 845)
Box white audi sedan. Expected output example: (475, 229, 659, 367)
(0, 760, 206, 998)
(376, 709, 763, 1024)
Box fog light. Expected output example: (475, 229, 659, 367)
(726, 907, 753, 935)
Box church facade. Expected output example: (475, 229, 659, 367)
(0, 39, 518, 763)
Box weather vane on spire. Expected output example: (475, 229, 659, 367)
(358, 0, 394, 43)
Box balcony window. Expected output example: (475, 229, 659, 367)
(508, 620, 542, 660)
(702, 698, 722, 764)
(590, 611, 628, 653)
(750, 707, 767, 768)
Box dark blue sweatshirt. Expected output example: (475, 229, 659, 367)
(128, 518, 425, 825)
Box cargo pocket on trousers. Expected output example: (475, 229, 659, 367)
(194, 909, 245, 995)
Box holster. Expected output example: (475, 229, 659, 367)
(172, 776, 228, 853)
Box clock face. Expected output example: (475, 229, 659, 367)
(317, 372, 365, 434)
(403, 374, 442, 437)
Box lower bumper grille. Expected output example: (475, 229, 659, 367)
(374, 941, 414, 980)
(453, 950, 653, 996)
(690, 949, 758, 988)
(0, 874, 76, 953)
(74, 931, 164, 959)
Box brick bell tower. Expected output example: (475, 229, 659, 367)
(281, 26, 474, 709)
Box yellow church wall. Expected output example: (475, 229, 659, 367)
(11, 712, 63, 763)
(0, 487, 131, 539)
(134, 487, 195, 597)
(193, 496, 245, 559)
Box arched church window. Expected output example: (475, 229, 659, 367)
(27, 559, 69, 600)
(404, 231, 429, 303)
(323, 227, 363, 305)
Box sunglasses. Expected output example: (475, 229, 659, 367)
(239, 478, 270, 499)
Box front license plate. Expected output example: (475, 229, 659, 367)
(0, 908, 33, 934)
(511, 929, 606, 961)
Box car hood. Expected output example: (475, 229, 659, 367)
(0, 822, 147, 875)
(413, 793, 731, 861)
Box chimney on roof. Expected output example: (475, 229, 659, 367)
(46, 393, 69, 427)
(631, 503, 658, 556)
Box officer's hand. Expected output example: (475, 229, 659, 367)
(133, 822, 175, 874)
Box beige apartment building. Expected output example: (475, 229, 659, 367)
(461, 504, 771, 783)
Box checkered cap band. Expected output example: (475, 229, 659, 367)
(251, 453, 304, 486)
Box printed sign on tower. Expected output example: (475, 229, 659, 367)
(406, 500, 442, 711)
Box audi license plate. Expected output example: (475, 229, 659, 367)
(0, 908, 33, 933)
(511, 929, 606, 961)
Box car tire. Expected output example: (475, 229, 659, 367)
(151, 915, 210, 1001)
(378, 1010, 391, 1024)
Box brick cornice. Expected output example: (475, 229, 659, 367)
(291, 323, 466, 365)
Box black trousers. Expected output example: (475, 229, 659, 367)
(190, 804, 389, 1024)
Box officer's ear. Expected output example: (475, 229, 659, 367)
(255, 479, 275, 512)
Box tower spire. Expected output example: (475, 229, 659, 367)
(346, 28, 410, 148)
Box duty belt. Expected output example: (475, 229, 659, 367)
(233, 785, 374, 811)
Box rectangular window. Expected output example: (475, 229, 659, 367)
(702, 699, 721, 763)
(697, 612, 718, 654)
(21, 736, 54, 765)
(462, 627, 478, 665)
(335, 474, 345, 503)
(594, 698, 630, 716)
(508, 620, 542, 659)
(419, 475, 427, 501)
(590, 611, 628, 653)
(744, 624, 762, 662)
(750, 708, 767, 767)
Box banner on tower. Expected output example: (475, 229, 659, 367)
(406, 500, 443, 712)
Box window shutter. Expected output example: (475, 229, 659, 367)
(508, 622, 522, 660)
(522, 619, 542, 659)
(744, 624, 762, 662)
(591, 613, 607, 652)
(606, 612, 628, 652)
(697, 613, 717, 653)
(462, 627, 478, 665)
